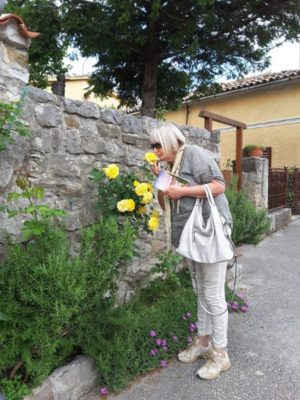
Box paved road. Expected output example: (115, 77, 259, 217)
(87, 218, 300, 400)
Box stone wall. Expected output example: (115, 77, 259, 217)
(0, 18, 221, 300)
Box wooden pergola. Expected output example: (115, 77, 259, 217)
(199, 110, 247, 190)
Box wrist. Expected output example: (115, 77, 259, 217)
(178, 185, 186, 197)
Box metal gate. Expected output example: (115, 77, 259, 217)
(268, 167, 300, 213)
(288, 168, 300, 214)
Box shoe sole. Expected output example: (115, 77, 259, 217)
(196, 362, 231, 380)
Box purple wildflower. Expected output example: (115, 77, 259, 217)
(160, 360, 168, 368)
(189, 323, 197, 332)
(186, 312, 192, 318)
(231, 301, 239, 311)
(150, 330, 157, 337)
(161, 339, 168, 346)
(150, 348, 158, 356)
(241, 304, 249, 313)
(155, 338, 162, 346)
(172, 335, 178, 341)
(187, 336, 193, 344)
(100, 387, 109, 395)
(163, 346, 168, 352)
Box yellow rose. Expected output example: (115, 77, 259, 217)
(135, 182, 149, 196)
(144, 152, 158, 165)
(133, 180, 140, 187)
(117, 199, 135, 212)
(151, 209, 160, 218)
(141, 192, 153, 204)
(103, 164, 119, 179)
(147, 183, 154, 193)
(148, 217, 160, 231)
(137, 206, 146, 215)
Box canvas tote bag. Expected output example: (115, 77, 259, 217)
(176, 184, 235, 264)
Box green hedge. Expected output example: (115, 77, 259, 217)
(226, 182, 270, 245)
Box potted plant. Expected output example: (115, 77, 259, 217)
(243, 144, 264, 158)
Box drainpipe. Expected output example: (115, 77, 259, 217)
(185, 104, 190, 125)
(51, 75, 65, 97)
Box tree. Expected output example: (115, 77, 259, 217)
(62, 0, 300, 116)
(6, 0, 70, 88)
(7, 1, 300, 116)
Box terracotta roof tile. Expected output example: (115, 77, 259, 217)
(220, 69, 300, 92)
(183, 69, 300, 102)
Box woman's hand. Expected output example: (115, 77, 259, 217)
(164, 183, 183, 200)
(150, 161, 161, 177)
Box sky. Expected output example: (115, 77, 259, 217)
(67, 41, 300, 77)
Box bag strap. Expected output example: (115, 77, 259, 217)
(202, 184, 215, 206)
(193, 184, 213, 208)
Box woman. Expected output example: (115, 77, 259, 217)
(149, 122, 233, 380)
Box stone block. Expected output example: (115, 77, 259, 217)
(0, 159, 13, 189)
(121, 114, 143, 134)
(65, 116, 80, 129)
(24, 356, 97, 400)
(268, 208, 291, 233)
(65, 129, 83, 154)
(184, 126, 211, 140)
(28, 86, 58, 104)
(101, 108, 123, 124)
(83, 139, 106, 154)
(63, 98, 99, 119)
(35, 104, 62, 128)
(97, 121, 122, 139)
(122, 133, 149, 147)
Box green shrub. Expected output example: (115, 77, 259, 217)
(0, 225, 79, 385)
(0, 216, 136, 389)
(226, 182, 270, 245)
(0, 377, 29, 400)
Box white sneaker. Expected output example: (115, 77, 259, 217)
(196, 350, 231, 380)
(177, 339, 213, 363)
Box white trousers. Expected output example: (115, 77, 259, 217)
(186, 259, 228, 350)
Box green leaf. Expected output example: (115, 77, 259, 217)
(0, 311, 10, 321)
(22, 220, 45, 239)
(8, 210, 19, 218)
(7, 191, 22, 201)
(90, 168, 106, 182)
(29, 186, 45, 200)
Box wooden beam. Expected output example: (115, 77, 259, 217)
(203, 116, 213, 131)
(199, 110, 246, 129)
(236, 126, 243, 190)
(198, 109, 247, 191)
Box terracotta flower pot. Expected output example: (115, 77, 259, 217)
(248, 148, 263, 157)
(222, 169, 233, 185)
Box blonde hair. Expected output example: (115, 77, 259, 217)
(150, 123, 186, 157)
